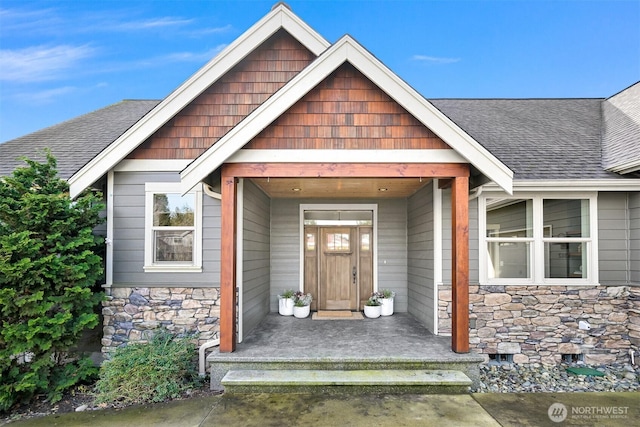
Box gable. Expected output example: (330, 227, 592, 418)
(129, 30, 316, 160)
(181, 36, 513, 194)
(68, 3, 329, 198)
(247, 63, 451, 150)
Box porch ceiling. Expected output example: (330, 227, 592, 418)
(251, 177, 432, 198)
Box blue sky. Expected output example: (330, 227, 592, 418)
(1, 0, 638, 142)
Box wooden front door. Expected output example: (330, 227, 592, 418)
(304, 225, 373, 311)
(320, 227, 357, 310)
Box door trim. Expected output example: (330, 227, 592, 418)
(299, 204, 378, 294)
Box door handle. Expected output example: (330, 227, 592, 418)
(352, 266, 357, 284)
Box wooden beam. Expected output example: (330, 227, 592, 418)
(220, 166, 237, 352)
(223, 163, 469, 178)
(451, 175, 470, 353)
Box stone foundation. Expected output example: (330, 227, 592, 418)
(439, 284, 640, 366)
(101, 287, 220, 354)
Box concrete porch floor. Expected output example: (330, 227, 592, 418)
(206, 312, 483, 390)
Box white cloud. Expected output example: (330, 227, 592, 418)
(0, 7, 62, 33)
(188, 24, 234, 37)
(13, 86, 77, 105)
(161, 45, 228, 63)
(109, 17, 194, 31)
(0, 45, 97, 83)
(126, 45, 228, 69)
(412, 55, 461, 64)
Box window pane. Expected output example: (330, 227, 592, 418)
(545, 242, 586, 278)
(543, 199, 589, 238)
(361, 232, 370, 251)
(306, 233, 316, 251)
(326, 233, 350, 251)
(154, 230, 194, 262)
(154, 193, 195, 226)
(487, 241, 531, 278)
(486, 199, 532, 237)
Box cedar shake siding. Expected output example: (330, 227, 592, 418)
(247, 63, 452, 150)
(128, 30, 316, 159)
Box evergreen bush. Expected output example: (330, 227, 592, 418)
(0, 152, 104, 412)
(94, 330, 201, 405)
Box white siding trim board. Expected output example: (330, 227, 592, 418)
(237, 179, 244, 342)
(227, 149, 466, 164)
(114, 159, 193, 172)
(433, 180, 443, 335)
(105, 170, 114, 290)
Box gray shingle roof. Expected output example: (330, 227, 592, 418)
(1, 97, 637, 183)
(601, 82, 640, 173)
(431, 98, 624, 180)
(0, 100, 160, 179)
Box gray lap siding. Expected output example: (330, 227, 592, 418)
(112, 171, 221, 286)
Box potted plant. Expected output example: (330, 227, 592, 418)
(292, 291, 312, 318)
(363, 293, 382, 318)
(379, 288, 395, 316)
(278, 289, 295, 316)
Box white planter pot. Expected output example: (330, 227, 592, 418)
(293, 305, 310, 318)
(380, 297, 394, 316)
(278, 297, 294, 316)
(363, 305, 381, 318)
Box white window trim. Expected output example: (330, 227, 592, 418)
(479, 192, 598, 285)
(144, 182, 203, 272)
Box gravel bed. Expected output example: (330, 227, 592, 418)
(472, 363, 639, 393)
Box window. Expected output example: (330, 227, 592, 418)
(326, 232, 351, 252)
(145, 183, 202, 272)
(480, 193, 597, 284)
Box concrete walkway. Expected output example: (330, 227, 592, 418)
(7, 392, 639, 426)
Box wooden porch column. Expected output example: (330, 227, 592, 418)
(451, 175, 470, 353)
(220, 168, 237, 352)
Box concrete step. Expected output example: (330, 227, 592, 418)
(221, 369, 472, 394)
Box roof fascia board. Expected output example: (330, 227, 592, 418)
(181, 36, 513, 194)
(481, 179, 640, 192)
(68, 5, 329, 198)
(608, 160, 640, 175)
(227, 149, 466, 163)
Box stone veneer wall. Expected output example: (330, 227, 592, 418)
(439, 284, 640, 365)
(102, 287, 220, 354)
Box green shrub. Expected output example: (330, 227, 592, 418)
(0, 152, 104, 412)
(94, 330, 201, 406)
